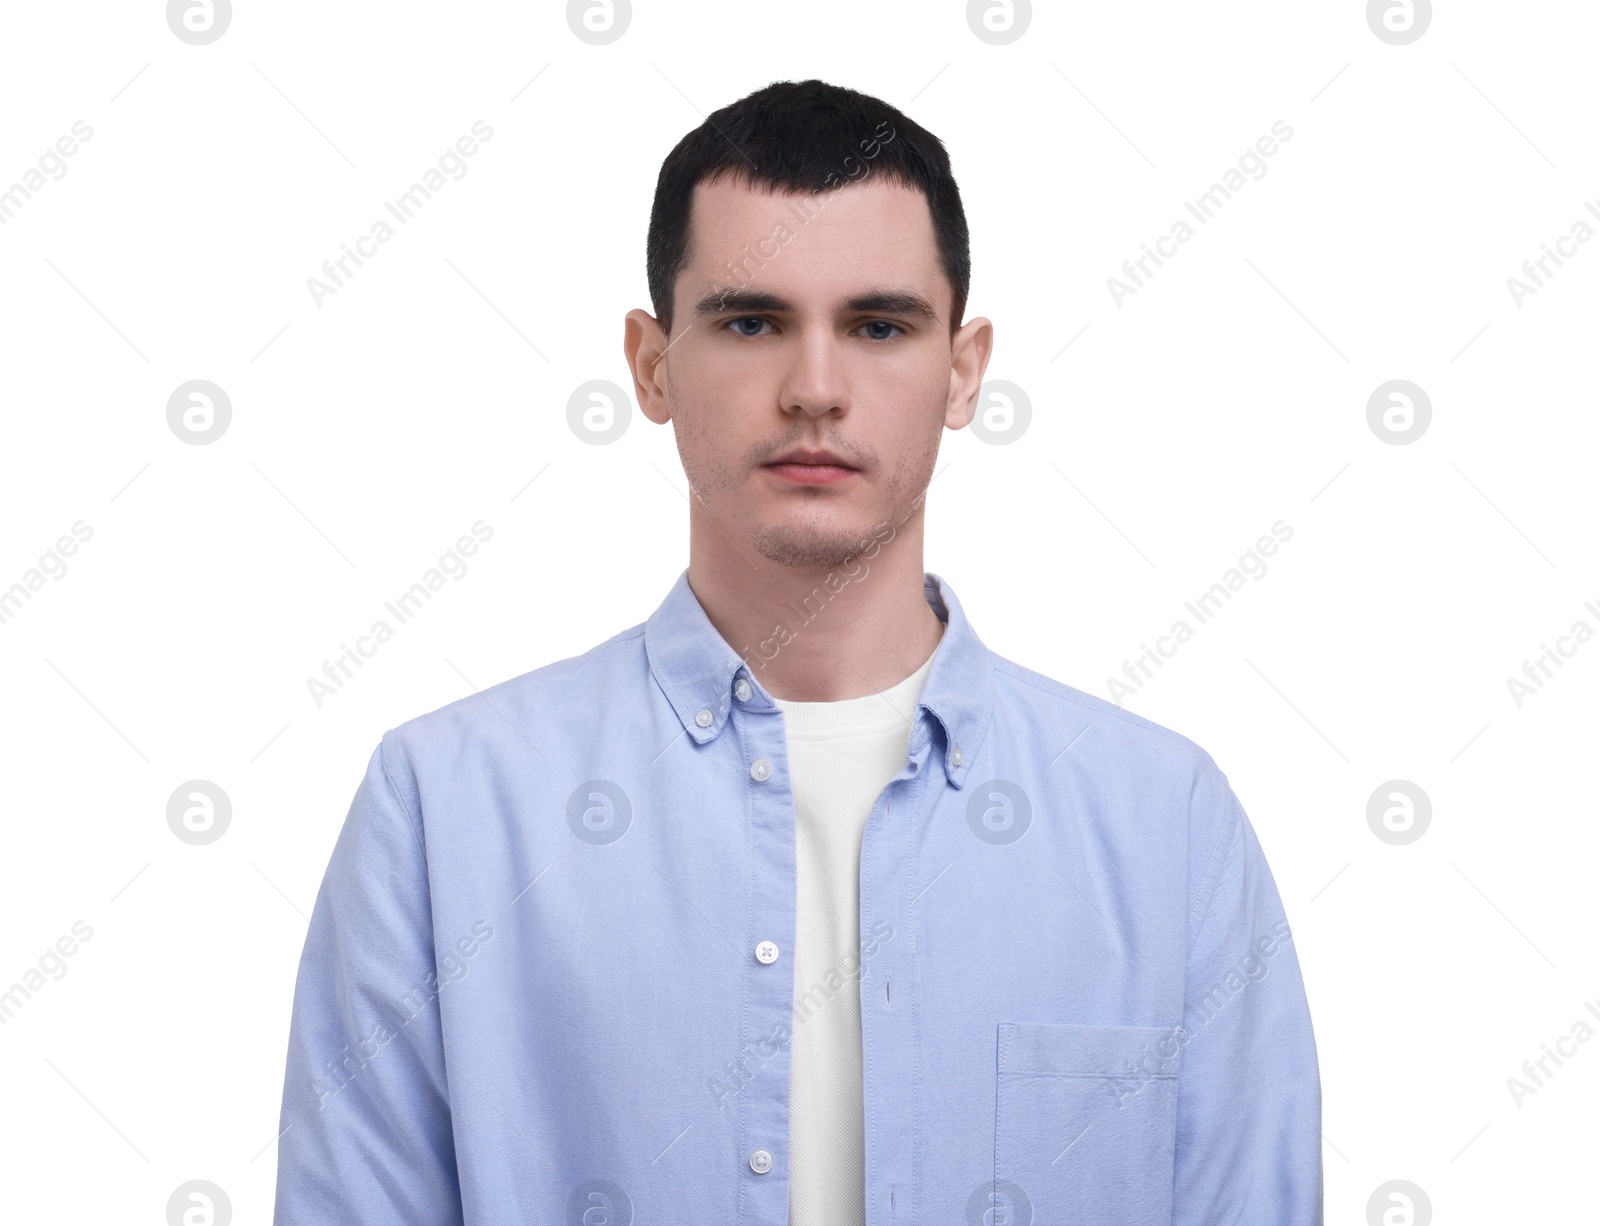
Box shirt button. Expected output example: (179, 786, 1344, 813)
(695, 709, 714, 728)
(750, 758, 772, 781)
(735, 678, 753, 702)
(755, 940, 779, 964)
(950, 745, 965, 766)
(749, 1149, 773, 1174)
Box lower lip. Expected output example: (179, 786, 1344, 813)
(764, 463, 859, 486)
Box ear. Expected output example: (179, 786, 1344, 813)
(944, 315, 995, 430)
(624, 308, 674, 425)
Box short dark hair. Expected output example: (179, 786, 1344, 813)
(645, 78, 971, 338)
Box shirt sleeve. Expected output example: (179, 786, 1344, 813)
(1170, 763, 1323, 1225)
(272, 733, 464, 1225)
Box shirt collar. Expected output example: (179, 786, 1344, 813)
(643, 567, 994, 788)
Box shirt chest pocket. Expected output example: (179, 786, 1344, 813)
(990, 1021, 1181, 1226)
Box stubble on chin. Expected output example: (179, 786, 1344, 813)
(749, 518, 872, 569)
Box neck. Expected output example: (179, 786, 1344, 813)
(686, 513, 944, 702)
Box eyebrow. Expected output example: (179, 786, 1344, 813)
(691, 287, 941, 325)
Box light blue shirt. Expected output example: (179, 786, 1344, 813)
(273, 569, 1322, 1224)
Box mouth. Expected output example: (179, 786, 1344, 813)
(762, 451, 860, 487)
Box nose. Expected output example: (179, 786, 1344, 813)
(777, 325, 849, 419)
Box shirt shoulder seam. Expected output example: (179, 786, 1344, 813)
(377, 731, 428, 852)
(1187, 797, 1242, 961)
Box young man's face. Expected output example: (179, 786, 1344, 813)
(626, 174, 992, 571)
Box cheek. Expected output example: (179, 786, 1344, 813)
(679, 347, 775, 427)
(670, 396, 746, 489)
(876, 382, 947, 451)
(676, 349, 753, 421)
(865, 354, 948, 412)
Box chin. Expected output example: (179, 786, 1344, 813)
(750, 523, 875, 570)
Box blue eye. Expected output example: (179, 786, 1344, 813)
(860, 320, 904, 342)
(725, 317, 772, 337)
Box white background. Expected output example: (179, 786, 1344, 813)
(1, 1, 1595, 1221)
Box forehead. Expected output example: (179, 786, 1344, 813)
(683, 174, 942, 295)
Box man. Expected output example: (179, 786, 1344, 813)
(273, 79, 1322, 1225)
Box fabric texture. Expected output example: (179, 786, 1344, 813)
(272, 567, 1323, 1225)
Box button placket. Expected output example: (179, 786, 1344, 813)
(859, 729, 934, 1221)
(733, 693, 791, 1212)
(732, 685, 793, 1216)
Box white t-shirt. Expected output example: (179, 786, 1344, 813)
(772, 643, 939, 1226)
